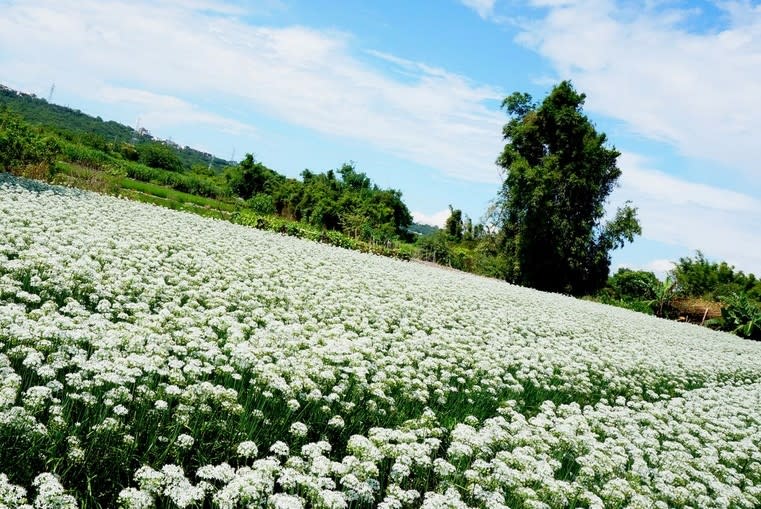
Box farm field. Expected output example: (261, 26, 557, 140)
(1, 174, 760, 508)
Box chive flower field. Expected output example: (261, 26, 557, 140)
(1, 174, 760, 509)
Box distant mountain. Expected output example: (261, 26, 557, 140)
(0, 84, 232, 172)
(407, 222, 440, 236)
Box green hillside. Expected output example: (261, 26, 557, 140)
(0, 84, 232, 172)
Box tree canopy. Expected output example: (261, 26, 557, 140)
(445, 205, 463, 241)
(497, 81, 641, 295)
(225, 158, 413, 242)
(672, 251, 761, 301)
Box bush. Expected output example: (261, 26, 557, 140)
(709, 292, 761, 340)
(0, 110, 60, 172)
(60, 141, 112, 170)
(121, 143, 139, 161)
(138, 142, 184, 172)
(672, 251, 759, 301)
(416, 231, 452, 265)
(123, 162, 225, 198)
(247, 194, 276, 215)
(607, 269, 659, 301)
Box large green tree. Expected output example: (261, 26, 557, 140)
(497, 81, 641, 295)
(225, 153, 282, 200)
(445, 205, 463, 241)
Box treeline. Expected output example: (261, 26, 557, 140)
(597, 253, 761, 339)
(226, 155, 412, 242)
(0, 101, 412, 245)
(412, 206, 507, 279)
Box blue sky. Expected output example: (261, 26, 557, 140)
(1, 0, 760, 276)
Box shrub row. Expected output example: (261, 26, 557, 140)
(121, 162, 226, 198)
(234, 210, 412, 260)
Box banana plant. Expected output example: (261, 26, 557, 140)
(708, 292, 761, 340)
(646, 276, 677, 318)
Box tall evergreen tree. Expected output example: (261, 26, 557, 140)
(497, 81, 641, 295)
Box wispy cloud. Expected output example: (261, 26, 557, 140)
(460, 0, 497, 19)
(0, 0, 505, 182)
(98, 86, 258, 137)
(610, 153, 761, 274)
(516, 0, 761, 178)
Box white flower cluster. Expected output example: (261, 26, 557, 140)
(0, 473, 31, 509)
(32, 473, 77, 509)
(1, 174, 760, 508)
(443, 384, 761, 508)
(0, 472, 79, 509)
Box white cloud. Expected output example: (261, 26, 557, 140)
(460, 0, 497, 19)
(617, 153, 761, 215)
(614, 259, 675, 279)
(0, 0, 505, 183)
(644, 259, 676, 276)
(98, 86, 258, 136)
(412, 209, 450, 227)
(610, 153, 761, 275)
(515, 0, 761, 178)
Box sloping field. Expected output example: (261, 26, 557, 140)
(1, 175, 760, 508)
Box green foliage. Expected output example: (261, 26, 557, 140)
(672, 251, 760, 300)
(417, 230, 453, 265)
(116, 177, 236, 211)
(1, 84, 233, 171)
(708, 292, 761, 340)
(646, 276, 678, 318)
(122, 162, 225, 198)
(496, 81, 641, 295)
(120, 143, 139, 161)
(594, 268, 673, 317)
(0, 109, 60, 172)
(246, 193, 276, 215)
(414, 226, 507, 278)
(138, 141, 185, 172)
(59, 139, 114, 170)
(190, 162, 215, 177)
(596, 268, 679, 318)
(445, 205, 463, 241)
(225, 154, 281, 200)
(607, 268, 659, 301)
(231, 161, 413, 242)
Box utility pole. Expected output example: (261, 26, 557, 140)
(132, 117, 141, 143)
(47, 83, 55, 102)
